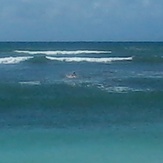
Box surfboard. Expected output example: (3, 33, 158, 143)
(66, 74, 77, 79)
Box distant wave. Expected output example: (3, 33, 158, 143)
(46, 56, 133, 63)
(0, 55, 132, 64)
(0, 56, 32, 64)
(14, 50, 111, 55)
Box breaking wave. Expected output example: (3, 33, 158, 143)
(0, 56, 32, 64)
(46, 56, 133, 63)
(14, 50, 111, 55)
(0, 56, 132, 64)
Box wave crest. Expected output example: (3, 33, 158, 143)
(14, 50, 111, 55)
(0, 56, 32, 64)
(46, 56, 133, 63)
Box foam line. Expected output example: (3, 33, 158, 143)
(14, 50, 111, 55)
(46, 56, 133, 63)
(19, 81, 41, 85)
(0, 56, 32, 64)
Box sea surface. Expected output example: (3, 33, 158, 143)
(0, 42, 163, 163)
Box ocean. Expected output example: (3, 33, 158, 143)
(0, 42, 163, 163)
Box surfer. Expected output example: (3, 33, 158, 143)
(72, 72, 76, 77)
(66, 71, 77, 78)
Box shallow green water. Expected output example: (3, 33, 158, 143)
(1, 126, 163, 163)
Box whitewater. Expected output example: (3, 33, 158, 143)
(14, 50, 112, 55)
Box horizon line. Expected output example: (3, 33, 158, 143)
(0, 40, 163, 43)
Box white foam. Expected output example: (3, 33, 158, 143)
(19, 81, 41, 85)
(97, 85, 141, 93)
(0, 56, 33, 64)
(46, 56, 133, 63)
(109, 86, 132, 93)
(14, 50, 111, 55)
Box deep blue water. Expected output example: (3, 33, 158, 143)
(0, 42, 163, 163)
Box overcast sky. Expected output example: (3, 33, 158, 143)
(0, 0, 163, 41)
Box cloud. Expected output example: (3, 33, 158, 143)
(1, 0, 163, 22)
(0, 0, 163, 41)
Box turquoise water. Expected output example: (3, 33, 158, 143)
(0, 42, 163, 162)
(1, 127, 163, 163)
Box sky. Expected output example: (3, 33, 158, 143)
(0, 0, 163, 41)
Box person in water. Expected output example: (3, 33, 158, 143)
(72, 72, 76, 77)
(66, 71, 77, 78)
